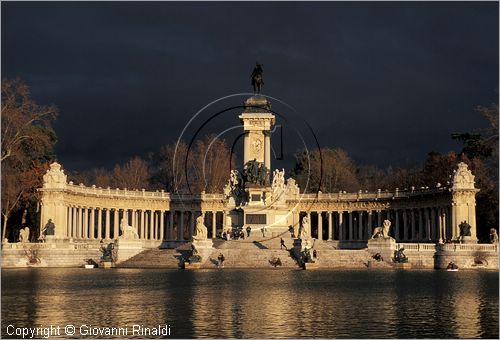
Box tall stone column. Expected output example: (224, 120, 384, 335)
(418, 209, 424, 241)
(264, 132, 271, 170)
(189, 211, 195, 238)
(367, 211, 372, 239)
(72, 206, 78, 238)
(348, 212, 353, 241)
(411, 209, 416, 241)
(140, 210, 145, 239)
(358, 211, 363, 240)
(338, 211, 344, 241)
(430, 208, 435, 241)
(105, 209, 110, 240)
(394, 210, 400, 241)
(328, 212, 333, 240)
(90, 208, 95, 239)
(306, 211, 311, 236)
(317, 212, 323, 240)
(168, 211, 174, 240)
(160, 211, 165, 241)
(212, 211, 217, 238)
(178, 211, 184, 240)
(149, 210, 154, 240)
(97, 208, 102, 240)
(78, 207, 84, 239)
(113, 209, 119, 240)
(67, 206, 73, 238)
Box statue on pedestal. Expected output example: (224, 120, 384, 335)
(119, 219, 139, 239)
(371, 220, 392, 239)
(490, 228, 499, 244)
(192, 215, 208, 241)
(250, 63, 264, 93)
(298, 216, 309, 239)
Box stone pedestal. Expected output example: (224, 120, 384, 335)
(460, 236, 477, 244)
(114, 238, 143, 263)
(304, 262, 319, 270)
(190, 239, 214, 267)
(367, 237, 396, 263)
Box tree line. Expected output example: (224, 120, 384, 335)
(2, 78, 498, 242)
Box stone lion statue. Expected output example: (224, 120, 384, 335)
(119, 219, 139, 239)
(192, 215, 208, 241)
(371, 220, 391, 239)
(18, 227, 30, 243)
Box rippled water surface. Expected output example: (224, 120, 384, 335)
(2, 268, 498, 338)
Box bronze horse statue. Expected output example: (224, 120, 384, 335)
(250, 63, 264, 93)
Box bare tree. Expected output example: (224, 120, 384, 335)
(1, 79, 57, 240)
(112, 157, 150, 190)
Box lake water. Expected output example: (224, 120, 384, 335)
(1, 268, 498, 338)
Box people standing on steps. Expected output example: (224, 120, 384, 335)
(217, 253, 225, 268)
(280, 238, 287, 250)
(246, 226, 251, 237)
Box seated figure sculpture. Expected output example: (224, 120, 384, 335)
(18, 227, 30, 243)
(490, 228, 499, 244)
(192, 215, 208, 241)
(119, 219, 139, 239)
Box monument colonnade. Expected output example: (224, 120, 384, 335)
(39, 162, 478, 244)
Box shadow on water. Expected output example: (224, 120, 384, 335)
(1, 268, 498, 338)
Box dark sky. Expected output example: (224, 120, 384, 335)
(2, 1, 498, 172)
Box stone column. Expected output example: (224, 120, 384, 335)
(97, 208, 102, 240)
(338, 211, 344, 241)
(90, 208, 95, 239)
(317, 212, 323, 240)
(430, 208, 436, 241)
(160, 211, 165, 241)
(212, 211, 217, 238)
(189, 211, 195, 238)
(76, 207, 83, 238)
(178, 211, 184, 240)
(67, 207, 73, 238)
(418, 208, 424, 241)
(348, 212, 353, 241)
(411, 209, 416, 241)
(169, 211, 174, 240)
(140, 210, 145, 239)
(358, 211, 363, 240)
(367, 211, 372, 239)
(105, 209, 110, 240)
(264, 132, 271, 170)
(113, 209, 119, 240)
(328, 212, 333, 240)
(83, 208, 89, 239)
(149, 210, 154, 240)
(395, 210, 400, 241)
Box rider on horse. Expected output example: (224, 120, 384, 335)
(250, 63, 264, 93)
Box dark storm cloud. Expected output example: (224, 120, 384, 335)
(2, 1, 498, 171)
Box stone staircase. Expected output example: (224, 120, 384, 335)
(117, 235, 398, 269)
(117, 248, 183, 268)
